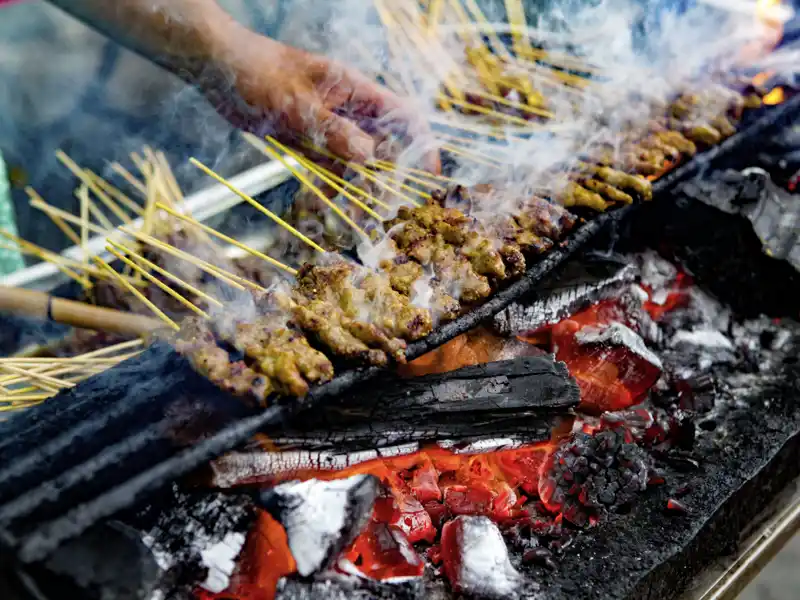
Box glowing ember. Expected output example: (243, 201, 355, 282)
(763, 86, 786, 105)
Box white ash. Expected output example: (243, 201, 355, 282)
(211, 444, 420, 487)
(670, 329, 734, 352)
(262, 475, 378, 577)
(638, 250, 678, 295)
(198, 531, 246, 593)
(138, 488, 253, 598)
(575, 322, 663, 370)
(449, 516, 524, 599)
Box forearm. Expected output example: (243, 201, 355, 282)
(46, 0, 246, 84)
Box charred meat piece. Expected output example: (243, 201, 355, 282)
(379, 258, 461, 321)
(558, 181, 609, 212)
(291, 299, 393, 366)
(514, 196, 577, 241)
(292, 261, 434, 364)
(581, 178, 634, 205)
(225, 318, 333, 397)
(579, 164, 652, 201)
(174, 318, 272, 403)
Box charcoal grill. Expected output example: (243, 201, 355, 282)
(0, 95, 799, 600)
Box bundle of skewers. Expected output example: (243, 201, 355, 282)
(0, 0, 789, 413)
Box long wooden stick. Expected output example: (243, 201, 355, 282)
(119, 227, 259, 292)
(105, 246, 210, 319)
(265, 137, 386, 223)
(0, 286, 164, 336)
(106, 239, 223, 308)
(153, 202, 298, 276)
(261, 137, 369, 239)
(190, 158, 326, 254)
(92, 257, 179, 331)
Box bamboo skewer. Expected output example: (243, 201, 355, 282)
(242, 133, 391, 217)
(189, 158, 326, 254)
(92, 257, 179, 331)
(260, 137, 370, 239)
(87, 171, 144, 217)
(28, 196, 110, 237)
(24, 188, 81, 247)
(119, 227, 256, 292)
(0, 365, 75, 391)
(0, 231, 90, 288)
(110, 162, 148, 196)
(367, 163, 443, 191)
(153, 202, 298, 276)
(106, 240, 223, 309)
(105, 246, 211, 319)
(300, 142, 421, 207)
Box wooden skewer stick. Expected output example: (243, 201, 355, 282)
(261, 137, 369, 239)
(87, 171, 145, 217)
(106, 239, 223, 308)
(189, 158, 326, 254)
(265, 138, 386, 223)
(438, 94, 543, 127)
(242, 132, 392, 212)
(439, 142, 504, 167)
(300, 142, 420, 207)
(0, 231, 90, 288)
(463, 87, 553, 119)
(153, 202, 298, 276)
(371, 160, 458, 184)
(56, 151, 116, 230)
(110, 162, 148, 196)
(28, 197, 109, 237)
(92, 257, 180, 331)
(105, 246, 211, 319)
(0, 285, 165, 336)
(24, 188, 81, 246)
(0, 364, 75, 390)
(367, 163, 443, 191)
(119, 227, 256, 292)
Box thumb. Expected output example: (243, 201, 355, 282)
(314, 107, 376, 164)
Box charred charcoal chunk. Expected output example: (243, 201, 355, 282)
(342, 520, 425, 580)
(441, 516, 525, 599)
(275, 574, 424, 600)
(539, 424, 652, 527)
(259, 475, 379, 577)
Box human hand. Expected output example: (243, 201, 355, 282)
(201, 26, 440, 173)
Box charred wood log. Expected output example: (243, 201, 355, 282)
(263, 356, 580, 451)
(493, 259, 639, 336)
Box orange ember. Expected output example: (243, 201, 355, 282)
(763, 86, 786, 105)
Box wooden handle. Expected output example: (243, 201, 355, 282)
(0, 286, 164, 337)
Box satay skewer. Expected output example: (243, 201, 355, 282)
(118, 227, 260, 292)
(189, 157, 326, 254)
(261, 137, 370, 239)
(106, 239, 223, 308)
(153, 202, 298, 276)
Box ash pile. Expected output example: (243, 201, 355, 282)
(56, 246, 795, 600)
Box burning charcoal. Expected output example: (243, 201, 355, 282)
(669, 329, 737, 368)
(555, 321, 663, 414)
(128, 487, 255, 597)
(275, 574, 424, 600)
(539, 424, 652, 527)
(665, 498, 689, 514)
(493, 259, 639, 336)
(260, 475, 379, 577)
(342, 520, 425, 580)
(440, 516, 525, 599)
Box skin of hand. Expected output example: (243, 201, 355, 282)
(205, 26, 440, 171)
(46, 0, 439, 171)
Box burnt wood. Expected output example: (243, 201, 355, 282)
(0, 97, 799, 566)
(266, 356, 579, 451)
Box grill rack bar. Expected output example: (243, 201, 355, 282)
(3, 93, 800, 564)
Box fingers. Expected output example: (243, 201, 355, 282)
(314, 107, 377, 164)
